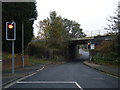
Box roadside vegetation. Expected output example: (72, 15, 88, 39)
(29, 56, 65, 65)
(93, 40, 120, 65)
(92, 7, 120, 65)
(28, 11, 86, 63)
(2, 52, 19, 60)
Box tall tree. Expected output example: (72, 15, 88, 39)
(36, 11, 68, 58)
(104, 5, 120, 56)
(63, 18, 86, 38)
(48, 11, 66, 49)
(36, 19, 49, 40)
(2, 2, 37, 53)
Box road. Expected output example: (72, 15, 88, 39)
(5, 49, 119, 89)
(78, 49, 89, 60)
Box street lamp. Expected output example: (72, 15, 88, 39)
(22, 18, 35, 68)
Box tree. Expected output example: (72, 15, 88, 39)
(2, 2, 37, 53)
(36, 19, 49, 41)
(36, 11, 67, 48)
(48, 11, 66, 48)
(36, 11, 69, 59)
(63, 18, 86, 38)
(104, 4, 120, 57)
(36, 11, 86, 59)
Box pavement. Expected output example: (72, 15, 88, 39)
(2, 64, 45, 87)
(83, 60, 120, 78)
(79, 49, 120, 78)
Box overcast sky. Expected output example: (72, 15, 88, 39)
(33, 0, 119, 37)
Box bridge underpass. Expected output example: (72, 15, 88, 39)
(68, 37, 94, 60)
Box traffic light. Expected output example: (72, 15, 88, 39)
(88, 42, 91, 49)
(6, 21, 16, 40)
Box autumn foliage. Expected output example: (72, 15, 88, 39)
(95, 41, 114, 54)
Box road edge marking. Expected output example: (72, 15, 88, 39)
(3, 72, 37, 89)
(3, 66, 45, 89)
(36, 66, 44, 72)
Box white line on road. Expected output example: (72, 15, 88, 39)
(3, 72, 37, 89)
(17, 81, 76, 84)
(17, 81, 83, 90)
(36, 66, 44, 72)
(3, 66, 45, 88)
(75, 82, 83, 90)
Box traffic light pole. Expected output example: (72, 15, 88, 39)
(6, 21, 16, 74)
(89, 50, 92, 62)
(12, 40, 14, 74)
(89, 49, 90, 62)
(22, 23, 24, 68)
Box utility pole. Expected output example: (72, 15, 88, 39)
(22, 18, 35, 68)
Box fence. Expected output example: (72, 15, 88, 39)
(83, 29, 118, 37)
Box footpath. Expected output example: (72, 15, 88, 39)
(83, 61, 120, 78)
(2, 64, 45, 88)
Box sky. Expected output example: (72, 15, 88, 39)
(33, 0, 119, 37)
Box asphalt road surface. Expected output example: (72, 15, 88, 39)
(79, 49, 89, 60)
(5, 49, 119, 89)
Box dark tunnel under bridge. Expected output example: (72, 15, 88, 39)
(68, 37, 94, 60)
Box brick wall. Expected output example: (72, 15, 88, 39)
(2, 55, 30, 71)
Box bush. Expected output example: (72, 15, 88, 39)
(27, 41, 67, 61)
(27, 41, 49, 58)
(95, 41, 114, 54)
(93, 40, 120, 64)
(93, 53, 120, 64)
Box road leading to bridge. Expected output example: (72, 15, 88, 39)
(8, 62, 119, 89)
(5, 49, 119, 89)
(79, 49, 89, 60)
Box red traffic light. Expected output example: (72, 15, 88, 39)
(8, 24, 14, 29)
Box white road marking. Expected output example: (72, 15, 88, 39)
(16, 81, 83, 90)
(3, 72, 37, 89)
(3, 65, 84, 90)
(17, 81, 76, 84)
(3, 66, 45, 88)
(75, 82, 83, 90)
(36, 66, 44, 72)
